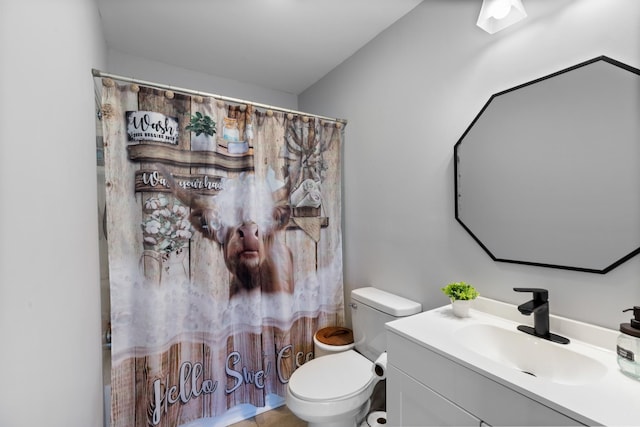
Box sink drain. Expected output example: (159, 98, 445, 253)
(521, 370, 537, 377)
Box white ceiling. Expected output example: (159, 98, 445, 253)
(97, 0, 424, 95)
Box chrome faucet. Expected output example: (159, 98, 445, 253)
(514, 288, 570, 344)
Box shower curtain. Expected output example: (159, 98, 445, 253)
(97, 77, 345, 427)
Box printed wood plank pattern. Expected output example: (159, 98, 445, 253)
(317, 123, 344, 325)
(188, 97, 231, 304)
(102, 82, 144, 285)
(104, 81, 344, 426)
(102, 81, 143, 427)
(138, 87, 203, 427)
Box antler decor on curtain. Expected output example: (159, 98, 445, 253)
(96, 75, 345, 427)
(284, 116, 342, 241)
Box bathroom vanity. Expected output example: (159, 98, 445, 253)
(385, 297, 640, 426)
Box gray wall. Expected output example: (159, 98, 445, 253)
(107, 49, 299, 110)
(1, 1, 638, 426)
(0, 0, 107, 426)
(299, 0, 640, 330)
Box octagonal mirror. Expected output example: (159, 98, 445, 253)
(455, 56, 640, 273)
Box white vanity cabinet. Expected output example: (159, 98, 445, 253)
(387, 364, 482, 426)
(386, 330, 584, 426)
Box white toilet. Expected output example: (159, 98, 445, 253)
(286, 287, 422, 427)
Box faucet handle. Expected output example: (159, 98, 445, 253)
(513, 287, 548, 302)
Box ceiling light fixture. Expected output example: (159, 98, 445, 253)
(477, 0, 527, 34)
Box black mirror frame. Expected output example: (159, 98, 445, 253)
(454, 56, 640, 274)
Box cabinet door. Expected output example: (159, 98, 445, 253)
(388, 331, 584, 426)
(387, 365, 482, 426)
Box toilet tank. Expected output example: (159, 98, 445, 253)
(350, 287, 421, 361)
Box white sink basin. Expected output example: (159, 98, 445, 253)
(454, 323, 607, 385)
(385, 297, 639, 426)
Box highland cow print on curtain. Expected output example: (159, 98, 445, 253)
(97, 77, 345, 427)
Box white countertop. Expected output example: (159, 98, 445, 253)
(385, 297, 640, 426)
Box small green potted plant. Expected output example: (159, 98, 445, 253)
(441, 281, 479, 318)
(186, 112, 217, 151)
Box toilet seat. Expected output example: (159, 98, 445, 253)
(288, 350, 373, 402)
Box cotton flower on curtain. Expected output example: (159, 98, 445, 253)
(97, 78, 345, 427)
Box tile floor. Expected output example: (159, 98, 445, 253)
(228, 405, 307, 427)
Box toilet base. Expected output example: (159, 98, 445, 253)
(305, 401, 369, 427)
(286, 385, 372, 427)
(308, 421, 355, 427)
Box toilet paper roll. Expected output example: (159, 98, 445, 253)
(373, 352, 387, 380)
(367, 411, 387, 427)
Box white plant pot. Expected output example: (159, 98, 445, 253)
(191, 133, 216, 151)
(451, 299, 473, 318)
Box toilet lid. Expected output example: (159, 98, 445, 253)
(288, 350, 373, 401)
(315, 327, 354, 346)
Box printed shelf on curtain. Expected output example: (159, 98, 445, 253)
(99, 77, 345, 427)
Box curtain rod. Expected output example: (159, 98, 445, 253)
(92, 69, 347, 126)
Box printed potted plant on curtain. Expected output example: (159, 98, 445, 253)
(187, 111, 217, 151)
